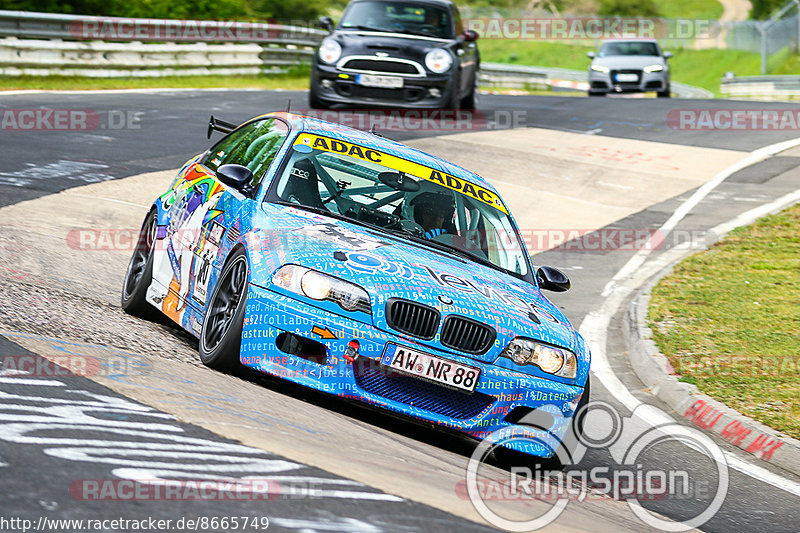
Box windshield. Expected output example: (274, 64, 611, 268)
(339, 0, 453, 39)
(271, 134, 529, 277)
(599, 42, 660, 57)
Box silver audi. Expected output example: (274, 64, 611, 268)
(587, 39, 671, 98)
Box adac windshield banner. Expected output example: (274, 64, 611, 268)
(293, 133, 508, 214)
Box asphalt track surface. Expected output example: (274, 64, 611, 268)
(1, 90, 800, 532)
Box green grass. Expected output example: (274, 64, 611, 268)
(653, 0, 724, 20)
(479, 40, 797, 96)
(0, 72, 310, 92)
(648, 202, 800, 439)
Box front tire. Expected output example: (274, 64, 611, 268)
(199, 248, 249, 371)
(309, 68, 330, 109)
(442, 75, 461, 110)
(460, 71, 479, 110)
(657, 85, 671, 98)
(121, 210, 157, 319)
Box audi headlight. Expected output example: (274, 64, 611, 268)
(500, 338, 577, 379)
(590, 64, 610, 73)
(318, 39, 342, 64)
(644, 64, 664, 73)
(272, 265, 371, 314)
(425, 48, 452, 73)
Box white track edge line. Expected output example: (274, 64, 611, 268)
(580, 136, 800, 498)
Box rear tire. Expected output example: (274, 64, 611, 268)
(121, 210, 158, 319)
(199, 248, 249, 371)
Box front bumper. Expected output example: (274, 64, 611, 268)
(588, 69, 669, 94)
(240, 284, 587, 458)
(312, 63, 456, 109)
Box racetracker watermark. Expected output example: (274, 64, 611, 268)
(462, 401, 729, 531)
(66, 227, 715, 253)
(290, 109, 519, 133)
(671, 354, 800, 378)
(70, 479, 281, 501)
(1, 109, 143, 131)
(668, 109, 800, 130)
(69, 17, 283, 42)
(0, 354, 146, 378)
(463, 17, 718, 40)
(0, 516, 270, 532)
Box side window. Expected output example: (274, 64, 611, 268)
(204, 118, 289, 190)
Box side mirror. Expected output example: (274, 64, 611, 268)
(217, 164, 255, 197)
(536, 266, 571, 292)
(587, 51, 596, 59)
(663, 51, 673, 59)
(462, 29, 479, 42)
(318, 16, 334, 32)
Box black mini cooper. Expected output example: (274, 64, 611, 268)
(309, 0, 479, 109)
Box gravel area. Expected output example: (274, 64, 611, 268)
(0, 274, 201, 366)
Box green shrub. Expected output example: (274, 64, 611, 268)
(598, 0, 661, 17)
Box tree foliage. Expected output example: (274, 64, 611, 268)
(749, 0, 791, 20)
(597, 0, 660, 17)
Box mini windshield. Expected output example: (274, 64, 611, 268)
(271, 135, 529, 277)
(599, 42, 660, 57)
(339, 0, 453, 39)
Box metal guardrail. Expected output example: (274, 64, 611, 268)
(0, 10, 327, 44)
(0, 9, 713, 98)
(721, 75, 800, 99)
(0, 9, 326, 76)
(481, 62, 713, 99)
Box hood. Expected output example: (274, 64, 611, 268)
(332, 30, 446, 64)
(592, 55, 667, 70)
(251, 204, 578, 362)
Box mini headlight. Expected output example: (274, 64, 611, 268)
(590, 64, 610, 73)
(272, 265, 371, 314)
(318, 39, 342, 64)
(425, 48, 452, 73)
(500, 338, 577, 379)
(644, 64, 664, 73)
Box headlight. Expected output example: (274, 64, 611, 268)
(425, 48, 452, 73)
(272, 265, 371, 314)
(500, 338, 577, 379)
(318, 39, 342, 64)
(644, 64, 664, 73)
(590, 65, 610, 73)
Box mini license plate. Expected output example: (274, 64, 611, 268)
(615, 73, 638, 82)
(356, 74, 404, 89)
(381, 343, 480, 392)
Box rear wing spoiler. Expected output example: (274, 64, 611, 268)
(207, 115, 238, 139)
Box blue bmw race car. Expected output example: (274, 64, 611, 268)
(121, 112, 591, 460)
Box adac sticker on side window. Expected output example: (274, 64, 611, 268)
(294, 133, 508, 214)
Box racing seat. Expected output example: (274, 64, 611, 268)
(283, 159, 326, 210)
